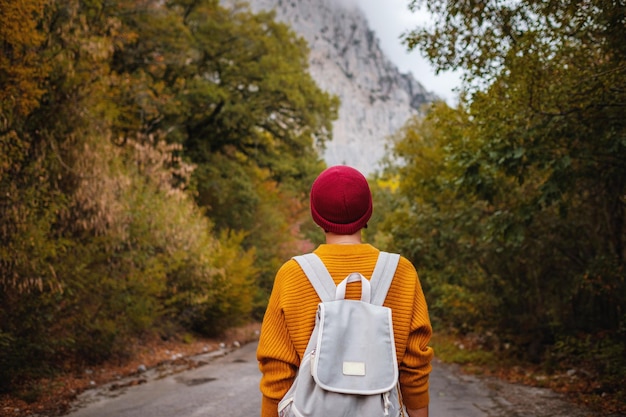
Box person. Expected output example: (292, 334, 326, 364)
(256, 165, 434, 417)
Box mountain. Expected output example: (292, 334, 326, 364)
(235, 0, 437, 174)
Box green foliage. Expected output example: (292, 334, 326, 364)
(194, 154, 262, 232)
(1, 0, 333, 394)
(187, 230, 257, 336)
(378, 106, 502, 330)
(109, 0, 337, 184)
(548, 331, 626, 383)
(383, 97, 625, 352)
(0, 0, 49, 117)
(429, 333, 497, 367)
(107, 0, 335, 311)
(547, 330, 626, 409)
(191, 151, 325, 320)
(384, 2, 625, 386)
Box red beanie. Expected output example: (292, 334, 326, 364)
(310, 165, 373, 235)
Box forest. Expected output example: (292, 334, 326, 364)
(1, 0, 625, 413)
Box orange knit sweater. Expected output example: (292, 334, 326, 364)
(256, 244, 434, 417)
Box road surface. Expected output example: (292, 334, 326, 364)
(65, 341, 596, 417)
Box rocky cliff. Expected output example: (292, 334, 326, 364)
(238, 0, 437, 174)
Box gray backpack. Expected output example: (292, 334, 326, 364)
(278, 252, 404, 417)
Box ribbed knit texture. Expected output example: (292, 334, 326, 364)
(310, 166, 373, 234)
(257, 244, 434, 417)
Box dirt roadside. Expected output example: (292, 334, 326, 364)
(0, 324, 261, 417)
(1, 324, 623, 417)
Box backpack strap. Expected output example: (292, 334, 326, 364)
(293, 253, 337, 302)
(293, 251, 400, 305)
(369, 251, 401, 306)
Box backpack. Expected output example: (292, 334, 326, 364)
(278, 251, 404, 417)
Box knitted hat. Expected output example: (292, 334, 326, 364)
(310, 165, 373, 234)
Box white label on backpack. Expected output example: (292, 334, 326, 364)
(342, 361, 366, 376)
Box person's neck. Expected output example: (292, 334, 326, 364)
(325, 231, 362, 245)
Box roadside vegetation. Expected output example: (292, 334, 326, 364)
(371, 1, 626, 414)
(430, 332, 625, 415)
(1, 0, 335, 400)
(1, 0, 624, 416)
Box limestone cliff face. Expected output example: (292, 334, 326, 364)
(239, 0, 437, 174)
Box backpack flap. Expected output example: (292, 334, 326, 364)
(311, 298, 398, 394)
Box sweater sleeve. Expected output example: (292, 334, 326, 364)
(398, 268, 434, 410)
(256, 264, 300, 417)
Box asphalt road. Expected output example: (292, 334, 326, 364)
(65, 341, 596, 417)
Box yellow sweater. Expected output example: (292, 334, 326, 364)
(257, 244, 434, 417)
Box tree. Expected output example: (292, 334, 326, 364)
(389, 0, 625, 355)
(108, 0, 336, 305)
(110, 0, 337, 205)
(3, 0, 330, 390)
(0, 0, 49, 118)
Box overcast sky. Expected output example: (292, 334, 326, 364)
(356, 0, 462, 104)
